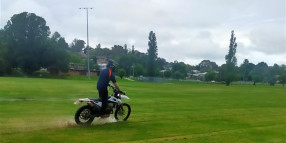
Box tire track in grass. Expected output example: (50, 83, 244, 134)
(118, 124, 286, 143)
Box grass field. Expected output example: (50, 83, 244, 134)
(0, 77, 285, 143)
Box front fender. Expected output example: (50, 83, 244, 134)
(121, 95, 130, 100)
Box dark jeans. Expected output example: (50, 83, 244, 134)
(98, 89, 108, 114)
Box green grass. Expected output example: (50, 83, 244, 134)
(0, 77, 285, 143)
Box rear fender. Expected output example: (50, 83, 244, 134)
(74, 98, 93, 105)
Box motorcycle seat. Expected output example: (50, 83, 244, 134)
(90, 98, 101, 102)
(90, 96, 112, 102)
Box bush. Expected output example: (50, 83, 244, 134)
(33, 70, 50, 77)
(118, 68, 126, 79)
(164, 70, 172, 78)
(173, 71, 185, 79)
(205, 71, 216, 81)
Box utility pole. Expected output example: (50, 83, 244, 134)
(132, 65, 135, 77)
(0, 0, 2, 28)
(79, 7, 93, 80)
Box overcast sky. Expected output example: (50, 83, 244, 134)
(0, 0, 285, 66)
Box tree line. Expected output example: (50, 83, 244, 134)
(0, 12, 285, 86)
(0, 12, 70, 75)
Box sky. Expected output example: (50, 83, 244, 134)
(0, 0, 285, 66)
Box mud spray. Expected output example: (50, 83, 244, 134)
(92, 117, 117, 125)
(58, 116, 117, 127)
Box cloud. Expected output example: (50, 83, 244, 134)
(157, 30, 226, 65)
(248, 23, 286, 55)
(1, 0, 285, 66)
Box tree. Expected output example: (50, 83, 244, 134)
(134, 63, 145, 76)
(51, 32, 69, 50)
(0, 30, 10, 75)
(43, 33, 70, 74)
(225, 31, 237, 66)
(69, 53, 83, 64)
(111, 45, 127, 58)
(2, 12, 71, 75)
(70, 39, 85, 53)
(96, 43, 101, 49)
(4, 12, 51, 74)
(147, 31, 158, 77)
(118, 54, 136, 76)
(90, 47, 111, 59)
(224, 30, 238, 85)
(172, 61, 187, 76)
(217, 64, 226, 82)
(156, 58, 167, 70)
(250, 62, 269, 85)
(268, 65, 278, 86)
(239, 59, 255, 81)
(131, 45, 135, 54)
(124, 44, 128, 54)
(198, 60, 218, 72)
(279, 72, 286, 86)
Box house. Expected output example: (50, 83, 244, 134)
(59, 63, 98, 76)
(97, 56, 108, 71)
(187, 71, 207, 81)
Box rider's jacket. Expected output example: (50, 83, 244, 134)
(97, 68, 116, 91)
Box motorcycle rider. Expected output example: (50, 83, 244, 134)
(97, 60, 120, 117)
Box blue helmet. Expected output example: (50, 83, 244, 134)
(106, 59, 118, 71)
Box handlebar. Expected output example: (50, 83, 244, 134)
(108, 83, 115, 90)
(119, 90, 126, 95)
(108, 84, 125, 95)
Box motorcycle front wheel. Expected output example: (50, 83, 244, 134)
(115, 103, 131, 121)
(75, 105, 95, 125)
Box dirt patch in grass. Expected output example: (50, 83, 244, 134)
(57, 116, 117, 128)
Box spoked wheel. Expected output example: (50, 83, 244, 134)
(115, 103, 131, 121)
(75, 105, 95, 125)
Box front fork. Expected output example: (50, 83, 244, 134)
(116, 104, 124, 114)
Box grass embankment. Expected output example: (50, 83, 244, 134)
(0, 77, 285, 143)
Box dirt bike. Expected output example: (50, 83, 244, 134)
(74, 84, 131, 125)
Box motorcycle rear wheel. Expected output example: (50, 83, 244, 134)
(75, 105, 95, 125)
(115, 103, 131, 121)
